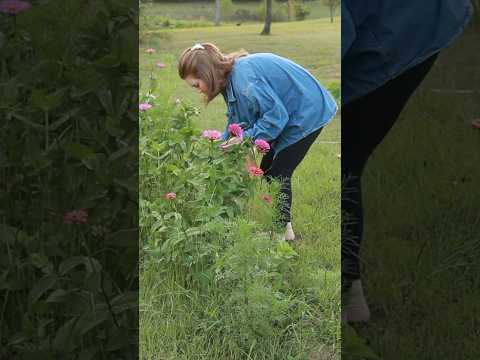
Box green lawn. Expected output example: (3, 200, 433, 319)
(140, 15, 341, 360)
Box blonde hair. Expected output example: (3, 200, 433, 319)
(178, 42, 248, 103)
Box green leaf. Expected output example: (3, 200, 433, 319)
(28, 276, 56, 305)
(45, 289, 70, 303)
(276, 241, 298, 259)
(8, 332, 30, 346)
(166, 164, 180, 174)
(53, 317, 78, 353)
(78, 347, 98, 360)
(31, 60, 63, 84)
(58, 256, 102, 276)
(343, 325, 381, 359)
(71, 72, 105, 98)
(30, 253, 50, 269)
(84, 271, 101, 291)
(65, 143, 95, 159)
(186, 227, 202, 237)
(0, 224, 16, 243)
(3, 78, 19, 104)
(114, 177, 137, 193)
(105, 228, 137, 248)
(31, 88, 64, 112)
(106, 115, 124, 137)
(37, 318, 54, 338)
(105, 327, 131, 351)
(74, 311, 108, 336)
(65, 143, 97, 169)
(109, 145, 134, 162)
(164, 212, 181, 221)
(10, 112, 44, 130)
(110, 291, 138, 314)
(49, 108, 80, 131)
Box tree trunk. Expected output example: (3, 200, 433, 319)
(330, 6, 333, 23)
(288, 0, 295, 21)
(261, 0, 272, 35)
(215, 0, 221, 26)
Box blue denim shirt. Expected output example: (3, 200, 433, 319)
(221, 53, 338, 158)
(342, 0, 473, 105)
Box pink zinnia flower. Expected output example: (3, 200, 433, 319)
(472, 119, 480, 129)
(255, 139, 270, 154)
(165, 192, 176, 200)
(228, 123, 244, 138)
(248, 166, 264, 177)
(156, 62, 166, 68)
(139, 103, 153, 112)
(0, 0, 31, 15)
(64, 209, 88, 225)
(145, 48, 156, 54)
(261, 194, 273, 204)
(202, 129, 222, 141)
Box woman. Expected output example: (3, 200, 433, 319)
(178, 42, 338, 241)
(341, 0, 473, 323)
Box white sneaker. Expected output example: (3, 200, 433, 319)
(344, 279, 371, 322)
(284, 222, 295, 241)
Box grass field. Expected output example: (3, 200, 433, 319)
(140, 14, 341, 360)
(348, 27, 480, 359)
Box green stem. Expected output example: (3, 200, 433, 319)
(12, 15, 16, 37)
(80, 230, 121, 329)
(44, 111, 49, 152)
(209, 140, 214, 164)
(250, 146, 257, 165)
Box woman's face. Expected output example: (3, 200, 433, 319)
(185, 75, 208, 95)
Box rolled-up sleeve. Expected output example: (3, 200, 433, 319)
(241, 80, 289, 142)
(221, 112, 231, 141)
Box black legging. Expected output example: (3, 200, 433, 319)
(260, 127, 323, 226)
(342, 54, 438, 281)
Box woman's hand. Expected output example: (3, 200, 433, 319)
(219, 136, 243, 151)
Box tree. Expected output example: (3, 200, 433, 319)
(261, 0, 273, 35)
(288, 0, 296, 21)
(215, 0, 221, 26)
(322, 0, 340, 23)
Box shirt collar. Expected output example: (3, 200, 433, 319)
(224, 70, 237, 102)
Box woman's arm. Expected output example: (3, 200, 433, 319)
(241, 79, 290, 142)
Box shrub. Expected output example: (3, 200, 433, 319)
(229, 8, 259, 22)
(221, 0, 235, 18)
(255, 1, 288, 22)
(294, 2, 310, 20)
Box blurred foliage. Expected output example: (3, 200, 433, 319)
(0, 0, 138, 358)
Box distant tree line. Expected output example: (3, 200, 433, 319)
(148, 0, 319, 3)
